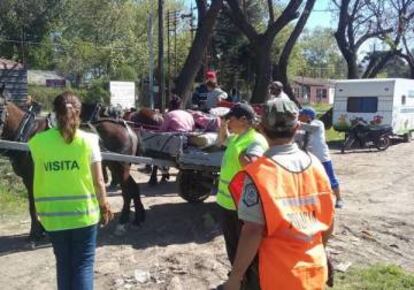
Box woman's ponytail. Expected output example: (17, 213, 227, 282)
(53, 92, 82, 143)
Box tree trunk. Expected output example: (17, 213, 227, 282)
(174, 0, 223, 105)
(275, 0, 316, 106)
(346, 55, 359, 79)
(250, 38, 272, 104)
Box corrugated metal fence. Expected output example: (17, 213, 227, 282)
(0, 68, 28, 104)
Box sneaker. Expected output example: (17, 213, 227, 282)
(335, 199, 344, 209)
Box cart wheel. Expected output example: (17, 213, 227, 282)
(177, 170, 212, 203)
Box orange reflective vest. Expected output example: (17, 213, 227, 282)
(229, 155, 334, 290)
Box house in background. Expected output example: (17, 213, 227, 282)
(28, 70, 67, 88)
(0, 58, 27, 103)
(291, 77, 335, 105)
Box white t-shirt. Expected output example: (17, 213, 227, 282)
(271, 91, 290, 101)
(300, 119, 331, 162)
(206, 88, 228, 109)
(78, 130, 102, 164)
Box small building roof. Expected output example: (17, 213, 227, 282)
(0, 58, 24, 70)
(292, 76, 336, 87)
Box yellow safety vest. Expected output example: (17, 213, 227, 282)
(216, 128, 268, 210)
(28, 128, 100, 231)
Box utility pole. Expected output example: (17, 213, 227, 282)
(174, 12, 178, 76)
(158, 0, 166, 112)
(167, 10, 171, 96)
(167, 10, 179, 95)
(148, 10, 154, 109)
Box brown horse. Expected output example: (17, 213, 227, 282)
(127, 108, 171, 185)
(81, 118, 145, 228)
(0, 87, 49, 240)
(0, 89, 145, 241)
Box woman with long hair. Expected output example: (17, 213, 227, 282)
(28, 91, 113, 290)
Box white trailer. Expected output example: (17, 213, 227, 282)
(332, 78, 414, 139)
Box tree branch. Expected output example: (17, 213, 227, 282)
(355, 28, 393, 49)
(267, 0, 275, 23)
(226, 0, 259, 42)
(266, 0, 303, 39)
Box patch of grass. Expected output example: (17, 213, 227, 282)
(0, 160, 27, 217)
(312, 103, 333, 115)
(326, 127, 345, 143)
(333, 264, 414, 290)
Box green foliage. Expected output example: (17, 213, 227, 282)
(377, 56, 410, 78)
(28, 85, 86, 111)
(112, 64, 138, 81)
(0, 0, 63, 63)
(84, 78, 110, 104)
(297, 27, 346, 79)
(333, 264, 414, 290)
(214, 1, 266, 92)
(0, 159, 26, 217)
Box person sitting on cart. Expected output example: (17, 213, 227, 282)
(160, 93, 195, 133)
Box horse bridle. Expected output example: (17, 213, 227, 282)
(0, 98, 37, 142)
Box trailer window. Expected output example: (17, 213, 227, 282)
(347, 97, 378, 113)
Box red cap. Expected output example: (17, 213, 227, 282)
(206, 71, 216, 80)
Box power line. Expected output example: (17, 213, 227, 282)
(0, 37, 135, 51)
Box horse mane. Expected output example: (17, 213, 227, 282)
(130, 107, 164, 127)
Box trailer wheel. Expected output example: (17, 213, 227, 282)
(376, 136, 391, 151)
(177, 170, 213, 203)
(403, 132, 412, 143)
(341, 135, 355, 154)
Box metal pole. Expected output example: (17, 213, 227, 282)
(174, 12, 178, 76)
(167, 10, 171, 96)
(158, 0, 166, 113)
(148, 11, 154, 109)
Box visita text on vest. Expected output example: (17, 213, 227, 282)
(44, 160, 80, 171)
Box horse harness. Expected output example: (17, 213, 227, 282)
(0, 99, 44, 157)
(82, 118, 138, 156)
(0, 97, 7, 138)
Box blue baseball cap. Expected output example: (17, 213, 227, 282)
(299, 107, 316, 119)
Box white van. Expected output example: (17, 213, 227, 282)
(332, 78, 414, 139)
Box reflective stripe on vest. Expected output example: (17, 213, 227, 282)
(216, 129, 268, 210)
(229, 156, 334, 290)
(28, 128, 100, 232)
(37, 205, 99, 217)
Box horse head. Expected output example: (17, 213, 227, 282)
(0, 85, 9, 137)
(80, 102, 103, 123)
(0, 92, 38, 141)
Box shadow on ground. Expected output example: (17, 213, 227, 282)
(0, 200, 221, 256)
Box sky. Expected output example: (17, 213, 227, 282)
(182, 0, 335, 30)
(306, 0, 335, 29)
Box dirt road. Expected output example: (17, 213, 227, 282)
(0, 142, 413, 289)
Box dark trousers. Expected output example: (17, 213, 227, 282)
(48, 224, 98, 290)
(218, 206, 261, 290)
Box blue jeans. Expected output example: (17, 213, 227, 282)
(322, 160, 340, 190)
(48, 224, 98, 290)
